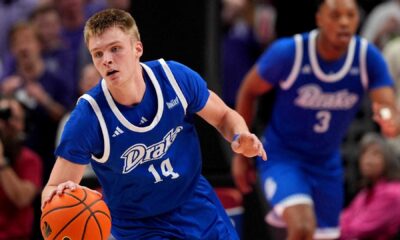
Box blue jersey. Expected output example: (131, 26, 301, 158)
(258, 30, 394, 160)
(56, 59, 210, 219)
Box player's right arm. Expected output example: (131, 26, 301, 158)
(41, 157, 86, 209)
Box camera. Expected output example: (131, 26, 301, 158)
(0, 106, 11, 121)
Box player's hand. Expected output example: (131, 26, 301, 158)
(42, 181, 102, 209)
(232, 154, 257, 194)
(372, 102, 400, 138)
(231, 133, 267, 160)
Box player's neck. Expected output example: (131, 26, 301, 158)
(108, 70, 146, 107)
(316, 33, 348, 61)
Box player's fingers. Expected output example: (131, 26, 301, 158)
(56, 181, 78, 195)
(42, 189, 57, 210)
(261, 148, 267, 161)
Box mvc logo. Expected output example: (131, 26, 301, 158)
(121, 126, 183, 174)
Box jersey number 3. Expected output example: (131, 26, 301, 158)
(314, 111, 331, 133)
(148, 158, 180, 183)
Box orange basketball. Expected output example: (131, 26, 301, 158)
(40, 187, 111, 240)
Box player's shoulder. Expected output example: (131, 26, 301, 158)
(353, 35, 385, 59)
(143, 59, 197, 79)
(271, 35, 296, 49)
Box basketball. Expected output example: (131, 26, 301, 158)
(40, 187, 111, 240)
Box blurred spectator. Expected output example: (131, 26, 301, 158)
(56, 63, 100, 146)
(360, 0, 400, 49)
(0, 97, 42, 240)
(0, 0, 39, 79)
(87, 0, 130, 12)
(1, 22, 72, 184)
(340, 132, 400, 240)
(383, 37, 400, 103)
(55, 0, 92, 90)
(30, 4, 78, 100)
(106, 0, 130, 11)
(221, 0, 275, 108)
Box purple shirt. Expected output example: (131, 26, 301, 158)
(340, 179, 400, 240)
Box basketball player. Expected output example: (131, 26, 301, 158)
(232, 0, 400, 239)
(41, 9, 266, 239)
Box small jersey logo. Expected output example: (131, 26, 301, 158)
(121, 126, 183, 174)
(139, 116, 148, 125)
(166, 97, 179, 109)
(301, 64, 312, 74)
(349, 67, 359, 75)
(112, 126, 124, 137)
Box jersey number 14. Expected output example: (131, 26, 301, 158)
(148, 158, 180, 183)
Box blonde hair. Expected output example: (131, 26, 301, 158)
(84, 8, 140, 45)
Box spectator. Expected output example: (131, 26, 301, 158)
(0, 0, 39, 78)
(221, 0, 275, 108)
(383, 37, 400, 103)
(0, 97, 42, 240)
(360, 0, 400, 49)
(340, 132, 400, 240)
(1, 22, 72, 184)
(30, 4, 77, 99)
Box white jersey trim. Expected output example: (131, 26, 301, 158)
(309, 29, 356, 82)
(314, 227, 340, 239)
(273, 194, 313, 217)
(158, 58, 188, 114)
(280, 34, 303, 90)
(80, 94, 110, 163)
(360, 38, 369, 89)
(225, 206, 244, 216)
(265, 211, 340, 239)
(101, 61, 165, 132)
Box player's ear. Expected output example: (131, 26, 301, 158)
(316, 11, 322, 28)
(134, 41, 143, 58)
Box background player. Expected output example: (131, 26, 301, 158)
(41, 8, 266, 240)
(232, 0, 400, 239)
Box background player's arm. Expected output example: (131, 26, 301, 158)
(197, 90, 266, 160)
(231, 65, 272, 193)
(369, 87, 400, 137)
(41, 157, 86, 208)
(236, 66, 273, 126)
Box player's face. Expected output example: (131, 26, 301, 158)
(359, 144, 385, 181)
(316, 0, 359, 49)
(88, 27, 143, 87)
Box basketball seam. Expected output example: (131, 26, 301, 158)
(50, 189, 104, 240)
(41, 189, 89, 219)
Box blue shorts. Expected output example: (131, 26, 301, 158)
(257, 147, 343, 238)
(110, 178, 239, 240)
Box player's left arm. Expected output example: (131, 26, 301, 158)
(366, 42, 400, 137)
(197, 91, 267, 160)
